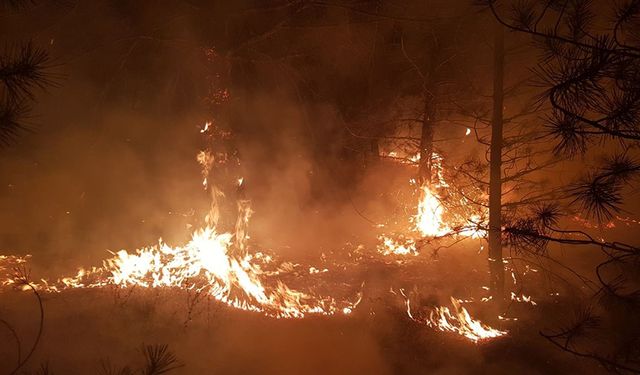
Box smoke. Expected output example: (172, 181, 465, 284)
(0, 1, 626, 374)
(0, 0, 400, 267)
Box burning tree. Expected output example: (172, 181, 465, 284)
(406, 7, 560, 303)
(321, 2, 496, 245)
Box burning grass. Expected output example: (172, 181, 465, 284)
(0, 121, 516, 375)
(0, 247, 586, 374)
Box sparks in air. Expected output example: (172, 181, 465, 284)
(201, 121, 212, 133)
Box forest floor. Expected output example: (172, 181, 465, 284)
(0, 240, 603, 375)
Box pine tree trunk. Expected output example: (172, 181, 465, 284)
(419, 85, 436, 185)
(489, 21, 505, 300)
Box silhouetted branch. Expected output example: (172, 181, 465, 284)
(0, 318, 22, 368)
(0, 42, 56, 147)
(0, 0, 37, 11)
(8, 266, 44, 375)
(141, 344, 183, 375)
(0, 43, 54, 102)
(99, 359, 134, 375)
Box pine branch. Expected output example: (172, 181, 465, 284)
(0, 42, 57, 147)
(0, 42, 55, 102)
(140, 344, 183, 375)
(0, 97, 31, 146)
(568, 154, 640, 221)
(99, 359, 134, 375)
(0, 0, 37, 11)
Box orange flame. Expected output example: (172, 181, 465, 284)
(414, 183, 449, 237)
(401, 290, 507, 343)
(0, 121, 506, 343)
(0, 120, 361, 319)
(1, 210, 358, 318)
(378, 152, 487, 256)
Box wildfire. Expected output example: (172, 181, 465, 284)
(414, 183, 449, 237)
(377, 235, 418, 256)
(0, 120, 362, 319)
(197, 150, 214, 188)
(0, 207, 358, 318)
(0, 120, 507, 343)
(401, 291, 507, 343)
(428, 298, 507, 342)
(384, 150, 420, 164)
(378, 152, 486, 256)
(510, 292, 537, 305)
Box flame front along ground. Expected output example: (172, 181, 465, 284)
(0, 126, 505, 342)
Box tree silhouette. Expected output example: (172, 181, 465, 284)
(485, 0, 640, 219)
(0, 42, 55, 147)
(483, 1, 640, 372)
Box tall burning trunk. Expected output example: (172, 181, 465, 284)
(489, 22, 505, 300)
(419, 85, 436, 185)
